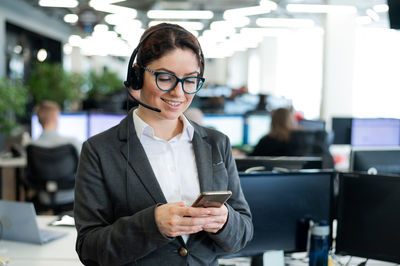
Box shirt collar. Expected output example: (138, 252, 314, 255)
(133, 109, 194, 141)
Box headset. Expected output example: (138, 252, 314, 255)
(124, 24, 205, 113)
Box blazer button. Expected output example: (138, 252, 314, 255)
(178, 247, 188, 257)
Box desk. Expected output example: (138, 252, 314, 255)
(0, 215, 82, 266)
(0, 157, 26, 200)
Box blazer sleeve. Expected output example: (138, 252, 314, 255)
(74, 140, 172, 266)
(207, 135, 254, 253)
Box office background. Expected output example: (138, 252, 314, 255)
(1, 0, 399, 125)
(1, 1, 400, 265)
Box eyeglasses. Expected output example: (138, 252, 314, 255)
(142, 66, 205, 94)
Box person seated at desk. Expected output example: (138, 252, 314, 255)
(28, 100, 81, 208)
(251, 107, 298, 156)
(30, 100, 81, 153)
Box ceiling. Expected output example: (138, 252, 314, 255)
(20, 0, 389, 34)
(16, 0, 389, 57)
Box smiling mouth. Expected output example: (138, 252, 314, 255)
(162, 99, 182, 106)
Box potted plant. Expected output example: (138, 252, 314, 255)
(28, 62, 84, 110)
(83, 69, 124, 112)
(0, 77, 28, 151)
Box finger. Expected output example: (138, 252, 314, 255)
(185, 207, 212, 217)
(165, 225, 203, 237)
(179, 216, 214, 226)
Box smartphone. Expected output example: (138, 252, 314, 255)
(191, 191, 232, 208)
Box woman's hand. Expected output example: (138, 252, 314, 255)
(200, 204, 228, 233)
(155, 202, 228, 237)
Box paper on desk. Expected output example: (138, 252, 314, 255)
(50, 215, 75, 226)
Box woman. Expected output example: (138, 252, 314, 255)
(74, 23, 253, 266)
(251, 107, 298, 156)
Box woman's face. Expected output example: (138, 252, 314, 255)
(138, 48, 200, 122)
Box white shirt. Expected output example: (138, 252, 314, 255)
(133, 110, 201, 242)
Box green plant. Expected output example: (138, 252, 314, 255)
(28, 63, 84, 109)
(86, 70, 123, 99)
(0, 78, 28, 135)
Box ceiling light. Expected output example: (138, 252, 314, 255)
(104, 14, 139, 25)
(366, 9, 380, 21)
(89, 0, 137, 16)
(373, 4, 389, 13)
(148, 21, 204, 31)
(39, 0, 78, 8)
(37, 49, 48, 62)
(64, 14, 79, 24)
(94, 24, 109, 32)
(286, 4, 357, 14)
(223, 17, 250, 28)
(68, 35, 82, 47)
(147, 10, 214, 20)
(13, 45, 22, 54)
(256, 18, 315, 28)
(223, 2, 277, 20)
(241, 27, 291, 37)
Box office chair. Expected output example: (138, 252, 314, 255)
(24, 144, 78, 214)
(289, 130, 334, 168)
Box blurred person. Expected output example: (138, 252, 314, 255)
(74, 23, 253, 266)
(31, 100, 81, 153)
(29, 100, 81, 208)
(251, 107, 298, 156)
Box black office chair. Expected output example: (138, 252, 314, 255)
(25, 144, 78, 214)
(289, 130, 334, 168)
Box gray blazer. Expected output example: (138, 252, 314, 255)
(74, 109, 253, 266)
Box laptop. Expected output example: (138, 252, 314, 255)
(0, 200, 68, 244)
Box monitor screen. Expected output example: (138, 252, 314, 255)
(351, 118, 400, 146)
(202, 114, 244, 146)
(238, 171, 334, 256)
(350, 147, 400, 175)
(245, 114, 271, 146)
(331, 117, 352, 145)
(88, 113, 126, 138)
(336, 172, 400, 263)
(299, 119, 326, 131)
(31, 113, 88, 143)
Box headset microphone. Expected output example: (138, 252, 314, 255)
(124, 82, 161, 113)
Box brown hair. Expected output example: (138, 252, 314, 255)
(34, 100, 60, 126)
(268, 108, 298, 142)
(136, 23, 204, 77)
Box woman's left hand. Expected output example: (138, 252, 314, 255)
(200, 204, 229, 233)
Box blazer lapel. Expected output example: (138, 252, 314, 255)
(119, 111, 167, 206)
(192, 127, 213, 192)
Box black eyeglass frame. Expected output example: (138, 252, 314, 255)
(141, 66, 205, 94)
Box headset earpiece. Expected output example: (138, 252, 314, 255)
(131, 65, 143, 90)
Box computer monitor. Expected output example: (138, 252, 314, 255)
(350, 147, 400, 175)
(299, 119, 326, 131)
(351, 118, 400, 146)
(336, 172, 400, 263)
(235, 156, 323, 172)
(202, 114, 244, 146)
(238, 171, 335, 255)
(31, 112, 88, 143)
(88, 113, 126, 138)
(244, 114, 271, 146)
(331, 117, 352, 145)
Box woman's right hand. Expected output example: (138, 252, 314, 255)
(155, 202, 214, 237)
